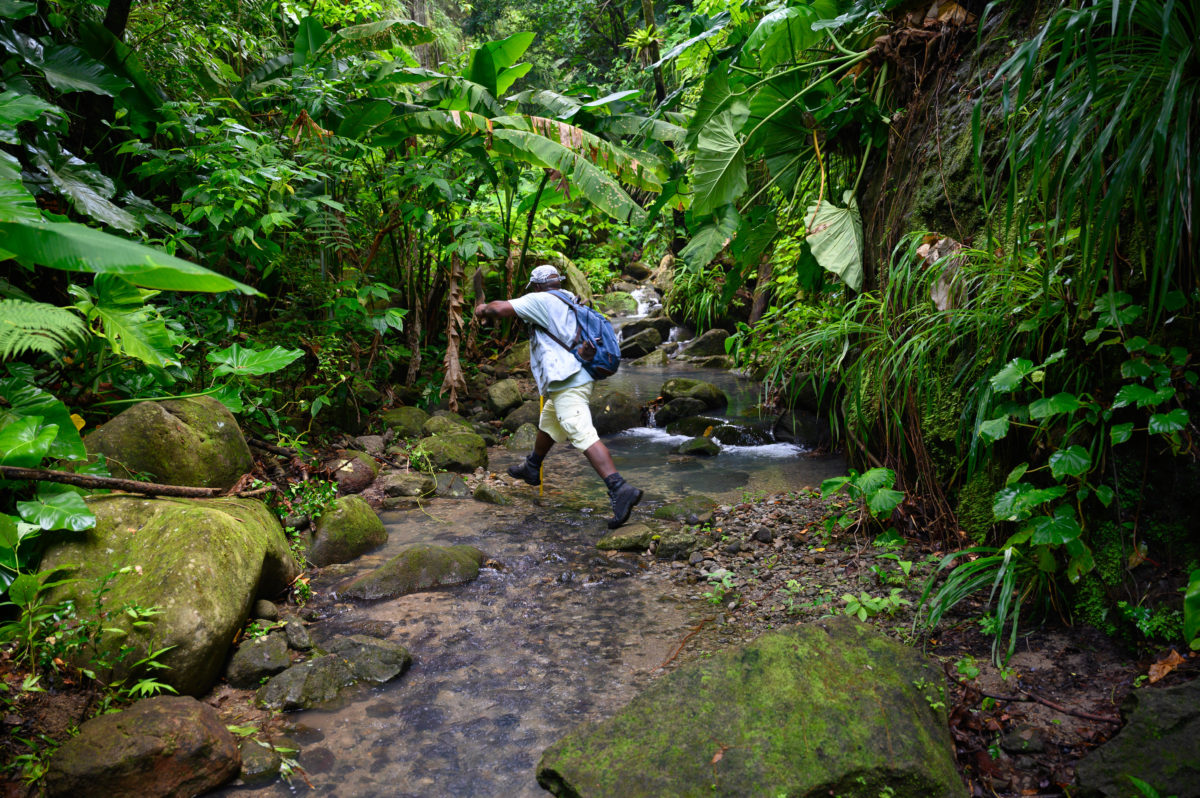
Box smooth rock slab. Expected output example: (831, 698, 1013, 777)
(341, 543, 486, 601)
(660, 377, 727, 410)
(655, 397, 707, 427)
(487, 378, 524, 415)
(503, 399, 541, 432)
(378, 471, 436, 497)
(1076, 677, 1200, 798)
(45, 695, 239, 798)
(474, 483, 510, 505)
(537, 617, 961, 798)
(677, 436, 719, 457)
(682, 328, 728, 357)
(589, 390, 642, 435)
(619, 328, 661, 358)
(238, 739, 281, 784)
(507, 422, 540, 452)
(435, 472, 470, 497)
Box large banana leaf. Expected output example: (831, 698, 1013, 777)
(76, 21, 168, 133)
(294, 17, 331, 65)
(0, 90, 61, 139)
(313, 17, 433, 61)
(650, 11, 732, 69)
(39, 44, 131, 96)
(494, 115, 666, 192)
(0, 220, 256, 294)
(467, 32, 535, 98)
(805, 190, 862, 291)
(691, 109, 749, 215)
(0, 153, 39, 224)
(593, 114, 687, 142)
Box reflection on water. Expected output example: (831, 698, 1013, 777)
(217, 364, 844, 798)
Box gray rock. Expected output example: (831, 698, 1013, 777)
(422, 413, 472, 437)
(687, 355, 734, 369)
(239, 739, 281, 784)
(226, 632, 289, 688)
(435, 472, 470, 498)
(589, 390, 642, 435)
(999, 724, 1045, 754)
(620, 328, 661, 359)
(506, 422, 540, 452)
(324, 450, 379, 494)
(653, 495, 717, 525)
(537, 617, 961, 798)
(341, 543, 487, 601)
(474, 483, 511, 505)
(622, 317, 673, 340)
(45, 696, 240, 797)
(753, 527, 774, 544)
(655, 397, 707, 426)
(1076, 678, 1200, 798)
(378, 471, 436, 497)
(380, 406, 429, 439)
(284, 620, 313, 651)
(625, 260, 652, 280)
(660, 377, 728, 410)
(417, 432, 488, 472)
(308, 496, 387, 567)
(682, 328, 729, 357)
(677, 437, 719, 457)
(655, 531, 699, 560)
(325, 635, 412, 684)
(487, 378, 524, 415)
(252, 599, 279, 622)
(774, 409, 833, 449)
(503, 400, 541, 432)
(630, 349, 668, 367)
(352, 435, 385, 455)
(256, 654, 357, 711)
(711, 423, 772, 446)
(596, 523, 655, 552)
(664, 415, 725, 437)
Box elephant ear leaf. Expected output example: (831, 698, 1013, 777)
(690, 109, 749, 216)
(38, 45, 131, 96)
(805, 190, 863, 291)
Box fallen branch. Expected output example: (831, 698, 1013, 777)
(248, 437, 300, 458)
(659, 617, 715, 670)
(944, 663, 1120, 725)
(0, 466, 271, 499)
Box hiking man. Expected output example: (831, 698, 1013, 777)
(474, 264, 643, 529)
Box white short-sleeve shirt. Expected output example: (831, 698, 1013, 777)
(508, 290, 593, 395)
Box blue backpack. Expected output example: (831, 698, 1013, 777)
(538, 289, 621, 379)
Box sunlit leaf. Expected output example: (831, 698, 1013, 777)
(989, 358, 1036, 393)
(0, 378, 84, 460)
(1028, 392, 1082, 419)
(16, 487, 95, 531)
(207, 343, 303, 377)
(805, 191, 862, 291)
(0, 416, 58, 468)
(978, 415, 1010, 443)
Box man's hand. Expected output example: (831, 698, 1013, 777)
(475, 300, 517, 320)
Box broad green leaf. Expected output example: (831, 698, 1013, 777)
(993, 482, 1067, 522)
(1185, 568, 1200, 646)
(0, 221, 256, 294)
(0, 378, 85, 460)
(7, 572, 40, 607)
(0, 513, 17, 551)
(207, 343, 303, 377)
(978, 415, 1010, 443)
(686, 66, 736, 148)
(0, 90, 62, 130)
(1109, 422, 1134, 444)
(1028, 508, 1082, 546)
(741, 1, 838, 70)
(495, 62, 532, 96)
(0, 416, 57, 467)
(38, 45, 131, 96)
(466, 32, 534, 97)
(1094, 485, 1114, 507)
(0, 0, 37, 20)
(493, 115, 665, 192)
(1112, 383, 1159, 409)
(294, 17, 331, 65)
(1049, 445, 1091, 479)
(1028, 392, 1082, 419)
(16, 488, 95, 531)
(855, 467, 896, 495)
(805, 191, 862, 291)
(866, 488, 904, 517)
(650, 12, 731, 68)
(0, 172, 41, 223)
(318, 17, 434, 60)
(1148, 408, 1188, 434)
(1091, 291, 1140, 328)
(78, 275, 177, 367)
(820, 475, 852, 496)
(580, 89, 643, 108)
(989, 358, 1035, 393)
(1065, 539, 1095, 583)
(1006, 463, 1029, 486)
(679, 204, 739, 270)
(36, 153, 139, 233)
(691, 110, 748, 215)
(593, 114, 687, 143)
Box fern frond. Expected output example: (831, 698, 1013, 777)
(0, 299, 87, 361)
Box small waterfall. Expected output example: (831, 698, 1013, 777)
(629, 286, 661, 317)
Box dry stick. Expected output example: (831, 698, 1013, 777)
(248, 437, 298, 458)
(944, 665, 1120, 725)
(659, 617, 715, 670)
(0, 466, 271, 499)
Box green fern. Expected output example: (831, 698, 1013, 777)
(0, 298, 86, 361)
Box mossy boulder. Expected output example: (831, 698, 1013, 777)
(324, 449, 378, 494)
(682, 328, 729, 357)
(654, 530, 699, 560)
(239, 739, 281, 784)
(225, 632, 289, 688)
(537, 617, 961, 798)
(380, 406, 429, 439)
(711, 423, 771, 447)
(473, 483, 510, 505)
(45, 696, 240, 798)
(503, 399, 541, 432)
(666, 415, 725, 437)
(655, 397, 708, 427)
(677, 437, 719, 457)
(377, 472, 435, 498)
(589, 390, 642, 435)
(507, 422, 540, 451)
(652, 494, 717, 525)
(84, 396, 252, 489)
(307, 496, 387, 567)
(619, 328, 662, 359)
(660, 378, 727, 410)
(503, 340, 531, 369)
(418, 432, 488, 472)
(622, 317, 672, 340)
(596, 523, 655, 552)
(596, 291, 637, 316)
(630, 349, 668, 367)
(434, 472, 470, 497)
(254, 637, 414, 711)
(688, 354, 734, 370)
(487, 378, 524, 415)
(41, 495, 298, 696)
(422, 413, 471, 437)
(341, 543, 486, 601)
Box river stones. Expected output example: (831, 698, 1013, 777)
(84, 396, 252, 489)
(284, 619, 313, 651)
(624, 260, 652, 280)
(653, 495, 717, 525)
(307, 496, 387, 567)
(507, 422, 540, 451)
(664, 415, 724, 437)
(688, 354, 734, 369)
(654, 530, 699, 560)
(473, 483, 510, 505)
(503, 399, 541, 432)
(378, 471, 436, 497)
(1075, 677, 1200, 798)
(537, 617, 961, 798)
(340, 543, 487, 601)
(589, 390, 641, 435)
(256, 655, 354, 711)
(660, 378, 727, 410)
(225, 632, 290, 688)
(239, 740, 282, 784)
(381, 406, 429, 439)
(45, 696, 240, 798)
(619, 328, 661, 358)
(655, 397, 706, 427)
(324, 449, 378, 494)
(622, 316, 672, 339)
(487, 378, 524, 415)
(677, 436, 719, 457)
(630, 349, 667, 367)
(596, 523, 655, 552)
(435, 472, 470, 497)
(417, 432, 488, 472)
(41, 495, 298, 696)
(352, 434, 385, 455)
(422, 413, 472, 436)
(681, 328, 729, 357)
(711, 423, 772, 446)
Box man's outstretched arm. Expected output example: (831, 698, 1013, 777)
(475, 300, 517, 320)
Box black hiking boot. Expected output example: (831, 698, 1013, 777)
(607, 482, 644, 529)
(507, 456, 541, 486)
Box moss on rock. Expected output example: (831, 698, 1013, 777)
(418, 432, 488, 472)
(341, 543, 486, 601)
(380, 406, 429, 439)
(660, 378, 727, 410)
(307, 496, 387, 567)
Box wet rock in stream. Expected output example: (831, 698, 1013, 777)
(256, 636, 411, 711)
(341, 543, 487, 601)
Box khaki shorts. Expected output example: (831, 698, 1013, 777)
(539, 382, 600, 451)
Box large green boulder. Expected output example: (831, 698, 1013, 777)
(506, 422, 540, 452)
(380, 406, 429, 439)
(487, 378, 524, 415)
(84, 396, 252, 489)
(677, 436, 719, 457)
(620, 328, 662, 359)
(41, 495, 298, 696)
(537, 617, 961, 798)
(681, 328, 729, 357)
(589, 390, 642, 435)
(1075, 678, 1200, 798)
(596, 291, 637, 316)
(422, 413, 472, 437)
(307, 496, 387, 567)
(596, 523, 655, 552)
(341, 543, 486, 601)
(660, 378, 727, 410)
(503, 399, 541, 432)
(417, 432, 488, 472)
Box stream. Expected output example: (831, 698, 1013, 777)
(219, 308, 845, 798)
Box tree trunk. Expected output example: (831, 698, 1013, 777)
(640, 0, 666, 104)
(103, 0, 136, 40)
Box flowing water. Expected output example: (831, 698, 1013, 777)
(219, 355, 843, 798)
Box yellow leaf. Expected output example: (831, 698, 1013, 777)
(70, 413, 85, 431)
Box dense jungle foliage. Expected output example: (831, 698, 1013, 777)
(1, 0, 1198, 754)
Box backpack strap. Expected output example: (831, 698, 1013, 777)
(530, 290, 582, 353)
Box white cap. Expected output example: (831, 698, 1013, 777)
(526, 264, 561, 287)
